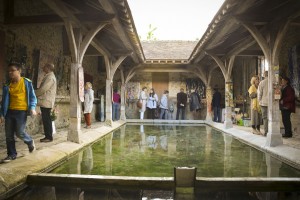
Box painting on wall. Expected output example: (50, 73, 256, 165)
(36, 50, 55, 88)
(126, 82, 140, 103)
(288, 44, 300, 103)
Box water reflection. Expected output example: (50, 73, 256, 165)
(52, 125, 300, 178)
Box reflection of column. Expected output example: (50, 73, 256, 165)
(68, 151, 82, 174)
(223, 133, 232, 177)
(140, 125, 146, 153)
(206, 87, 213, 122)
(224, 81, 233, 128)
(120, 83, 126, 120)
(205, 126, 212, 157)
(83, 146, 94, 174)
(120, 125, 126, 149)
(105, 133, 113, 173)
(168, 126, 177, 156)
(265, 153, 282, 177)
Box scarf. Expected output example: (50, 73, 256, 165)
(248, 84, 261, 113)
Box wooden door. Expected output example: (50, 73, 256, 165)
(152, 72, 169, 101)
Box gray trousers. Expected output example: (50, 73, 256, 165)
(261, 106, 268, 134)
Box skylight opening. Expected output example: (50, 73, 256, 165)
(127, 0, 225, 41)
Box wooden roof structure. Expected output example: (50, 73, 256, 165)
(3, 0, 300, 80)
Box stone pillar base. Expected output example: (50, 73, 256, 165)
(105, 119, 113, 127)
(68, 117, 81, 143)
(224, 107, 233, 129)
(265, 132, 283, 147)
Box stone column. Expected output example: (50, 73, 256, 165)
(105, 79, 113, 126)
(266, 57, 283, 146)
(224, 81, 233, 128)
(206, 86, 213, 122)
(68, 63, 81, 143)
(120, 83, 126, 120)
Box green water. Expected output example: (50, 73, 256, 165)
(52, 124, 300, 177)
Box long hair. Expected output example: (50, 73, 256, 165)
(149, 88, 155, 97)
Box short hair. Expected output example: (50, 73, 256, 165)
(8, 62, 21, 70)
(45, 63, 55, 71)
(250, 76, 258, 85)
(264, 71, 268, 77)
(164, 90, 169, 94)
(113, 88, 118, 93)
(281, 76, 290, 84)
(142, 86, 147, 90)
(180, 88, 184, 92)
(85, 82, 92, 89)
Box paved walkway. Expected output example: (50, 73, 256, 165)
(0, 119, 299, 199)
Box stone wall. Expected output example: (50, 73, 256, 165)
(0, 23, 104, 137)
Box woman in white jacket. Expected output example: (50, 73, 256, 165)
(139, 87, 147, 119)
(146, 88, 158, 119)
(84, 82, 94, 128)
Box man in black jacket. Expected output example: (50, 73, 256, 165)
(212, 87, 222, 122)
(176, 88, 187, 120)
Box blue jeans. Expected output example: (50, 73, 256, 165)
(176, 107, 185, 120)
(112, 103, 120, 121)
(5, 110, 33, 157)
(159, 108, 168, 119)
(213, 106, 221, 122)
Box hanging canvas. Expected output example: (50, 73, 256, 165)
(126, 82, 140, 103)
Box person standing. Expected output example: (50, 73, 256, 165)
(35, 63, 57, 142)
(212, 87, 222, 122)
(257, 71, 268, 136)
(0, 63, 37, 162)
(159, 90, 169, 119)
(84, 82, 94, 128)
(176, 88, 187, 120)
(248, 76, 262, 135)
(139, 87, 147, 119)
(112, 88, 121, 121)
(146, 88, 158, 119)
(190, 89, 201, 112)
(280, 76, 296, 138)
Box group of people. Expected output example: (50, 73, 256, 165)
(249, 71, 296, 138)
(0, 63, 57, 162)
(0, 62, 95, 163)
(138, 87, 202, 120)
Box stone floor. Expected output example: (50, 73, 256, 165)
(0, 119, 300, 199)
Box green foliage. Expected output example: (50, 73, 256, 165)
(146, 24, 157, 40)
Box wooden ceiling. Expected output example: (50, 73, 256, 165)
(3, 0, 300, 75)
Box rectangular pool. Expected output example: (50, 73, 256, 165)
(51, 124, 300, 178)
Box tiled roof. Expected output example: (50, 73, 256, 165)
(141, 40, 198, 60)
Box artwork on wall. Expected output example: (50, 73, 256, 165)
(185, 78, 206, 99)
(126, 82, 140, 103)
(288, 44, 300, 102)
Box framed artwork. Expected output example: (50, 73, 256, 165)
(288, 45, 300, 102)
(126, 82, 140, 103)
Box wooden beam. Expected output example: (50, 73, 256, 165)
(4, 13, 115, 25)
(98, 0, 139, 63)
